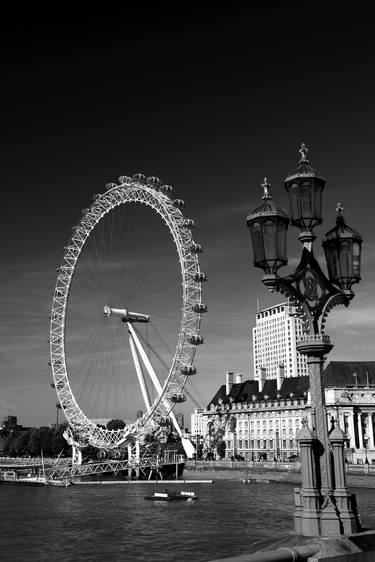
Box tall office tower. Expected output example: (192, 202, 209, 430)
(253, 302, 308, 380)
(191, 408, 205, 436)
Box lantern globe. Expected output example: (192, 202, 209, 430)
(246, 179, 290, 275)
(322, 204, 362, 291)
(284, 144, 326, 236)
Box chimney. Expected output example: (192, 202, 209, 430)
(255, 367, 267, 392)
(226, 371, 234, 395)
(276, 365, 285, 391)
(235, 373, 242, 384)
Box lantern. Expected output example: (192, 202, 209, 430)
(322, 203, 362, 292)
(284, 144, 326, 236)
(246, 178, 289, 274)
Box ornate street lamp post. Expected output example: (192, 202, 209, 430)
(247, 145, 363, 536)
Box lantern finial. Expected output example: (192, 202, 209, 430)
(262, 177, 271, 200)
(299, 143, 309, 164)
(336, 202, 344, 217)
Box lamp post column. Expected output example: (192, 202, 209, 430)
(297, 337, 333, 495)
(297, 336, 342, 535)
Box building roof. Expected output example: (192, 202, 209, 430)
(207, 361, 375, 408)
(208, 377, 309, 407)
(323, 361, 375, 387)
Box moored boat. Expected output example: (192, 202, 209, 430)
(144, 490, 197, 502)
(0, 471, 47, 486)
(46, 478, 73, 487)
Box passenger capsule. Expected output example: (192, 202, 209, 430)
(173, 199, 185, 208)
(146, 176, 161, 186)
(51, 383, 55, 388)
(183, 219, 196, 229)
(81, 208, 89, 215)
(93, 194, 101, 200)
(171, 393, 187, 403)
(132, 173, 147, 183)
(180, 366, 197, 376)
(118, 176, 133, 184)
(190, 243, 203, 253)
(193, 272, 207, 282)
(105, 183, 117, 190)
(160, 184, 174, 194)
(188, 335, 204, 345)
(192, 303, 208, 314)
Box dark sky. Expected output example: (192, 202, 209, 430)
(2, 3, 375, 426)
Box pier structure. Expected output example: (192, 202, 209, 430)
(247, 145, 363, 536)
(0, 450, 184, 481)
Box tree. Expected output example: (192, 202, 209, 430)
(217, 440, 226, 459)
(13, 430, 33, 456)
(51, 423, 71, 457)
(106, 419, 126, 431)
(28, 428, 42, 457)
(39, 426, 53, 456)
(3, 430, 21, 455)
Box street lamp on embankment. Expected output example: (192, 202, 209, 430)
(246, 144, 363, 536)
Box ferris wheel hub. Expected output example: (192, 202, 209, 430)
(103, 305, 150, 323)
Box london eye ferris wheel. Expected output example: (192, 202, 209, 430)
(49, 174, 206, 454)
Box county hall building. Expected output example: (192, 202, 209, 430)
(201, 303, 375, 464)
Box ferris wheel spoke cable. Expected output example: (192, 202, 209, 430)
(69, 320, 125, 416)
(68, 304, 154, 420)
(87, 207, 174, 315)
(185, 378, 207, 409)
(134, 325, 170, 377)
(149, 321, 173, 356)
(69, 323, 109, 414)
(148, 322, 206, 408)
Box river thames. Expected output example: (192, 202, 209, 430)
(1, 480, 375, 561)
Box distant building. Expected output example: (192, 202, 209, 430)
(253, 302, 308, 380)
(203, 362, 375, 464)
(191, 408, 205, 437)
(1, 416, 18, 430)
(175, 412, 184, 430)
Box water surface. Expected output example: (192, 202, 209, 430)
(1, 480, 375, 561)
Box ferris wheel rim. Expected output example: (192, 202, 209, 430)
(49, 177, 205, 450)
